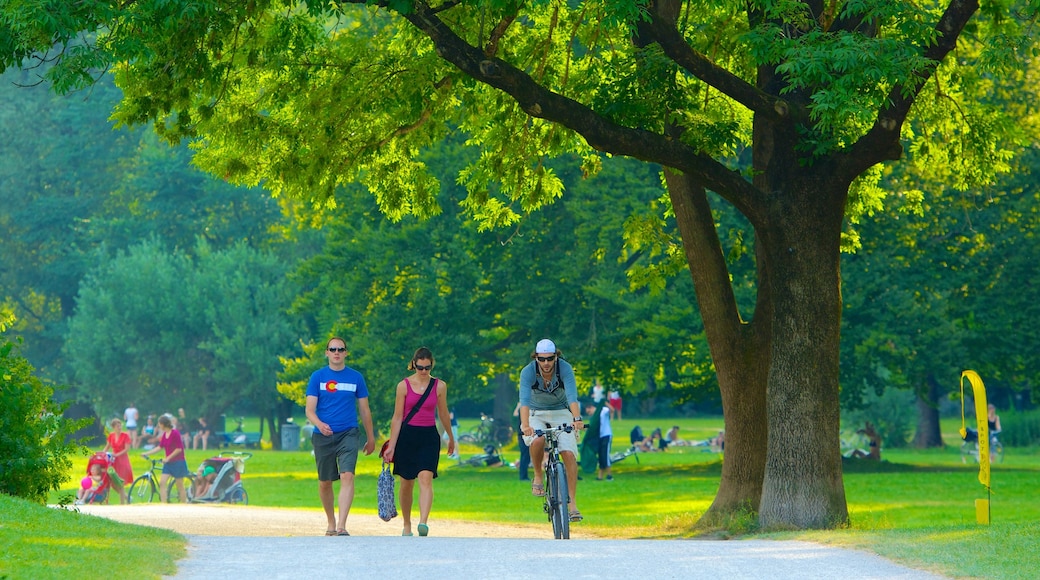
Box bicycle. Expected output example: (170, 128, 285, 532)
(609, 445, 640, 465)
(458, 443, 505, 467)
(457, 413, 496, 445)
(960, 429, 1004, 464)
(127, 456, 194, 503)
(534, 424, 575, 539)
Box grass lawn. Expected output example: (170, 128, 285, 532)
(29, 415, 1040, 579)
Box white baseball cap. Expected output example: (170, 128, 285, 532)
(535, 339, 557, 354)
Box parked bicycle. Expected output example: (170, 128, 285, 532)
(458, 413, 495, 444)
(609, 445, 640, 465)
(534, 424, 574, 539)
(127, 456, 194, 503)
(457, 443, 506, 467)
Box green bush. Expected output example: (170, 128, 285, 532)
(841, 385, 916, 448)
(0, 333, 87, 503)
(999, 409, 1040, 447)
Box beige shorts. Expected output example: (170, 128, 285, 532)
(523, 409, 578, 455)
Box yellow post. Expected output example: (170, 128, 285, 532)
(975, 499, 990, 524)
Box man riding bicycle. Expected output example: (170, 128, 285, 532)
(518, 338, 584, 522)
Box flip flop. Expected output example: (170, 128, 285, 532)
(417, 523, 429, 536)
(569, 509, 583, 522)
(531, 482, 545, 497)
(324, 530, 337, 536)
(402, 531, 413, 536)
(336, 530, 350, 536)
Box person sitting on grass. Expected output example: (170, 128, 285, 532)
(849, 422, 881, 461)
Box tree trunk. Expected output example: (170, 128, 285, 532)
(757, 178, 849, 529)
(664, 171, 770, 522)
(912, 373, 945, 448)
(493, 373, 515, 443)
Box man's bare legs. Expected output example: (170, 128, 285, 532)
(318, 472, 356, 534)
(318, 480, 336, 533)
(528, 436, 546, 490)
(561, 450, 579, 514)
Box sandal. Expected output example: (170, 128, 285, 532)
(569, 509, 583, 522)
(531, 482, 545, 497)
(336, 529, 350, 536)
(324, 530, 337, 536)
(417, 523, 429, 537)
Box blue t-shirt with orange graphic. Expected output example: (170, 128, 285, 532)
(306, 366, 369, 433)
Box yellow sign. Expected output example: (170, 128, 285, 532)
(959, 370, 990, 489)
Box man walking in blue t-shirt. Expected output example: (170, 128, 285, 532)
(305, 337, 376, 536)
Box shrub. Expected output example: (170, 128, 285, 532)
(998, 409, 1040, 447)
(0, 333, 87, 503)
(841, 386, 916, 449)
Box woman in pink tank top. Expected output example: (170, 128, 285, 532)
(381, 346, 457, 536)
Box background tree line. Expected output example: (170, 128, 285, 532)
(2, 63, 1038, 449)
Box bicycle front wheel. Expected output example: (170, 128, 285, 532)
(548, 462, 570, 540)
(128, 475, 157, 504)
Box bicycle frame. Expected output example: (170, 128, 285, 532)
(534, 425, 573, 539)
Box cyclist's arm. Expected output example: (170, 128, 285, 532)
(560, 361, 583, 427)
(518, 364, 534, 434)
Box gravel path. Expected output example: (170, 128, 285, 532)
(75, 504, 947, 580)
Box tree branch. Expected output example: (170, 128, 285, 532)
(374, 1, 765, 221)
(634, 7, 801, 124)
(841, 0, 980, 178)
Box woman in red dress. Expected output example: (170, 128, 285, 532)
(103, 418, 133, 503)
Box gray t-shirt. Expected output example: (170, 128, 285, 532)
(518, 358, 578, 411)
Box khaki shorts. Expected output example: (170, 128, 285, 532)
(523, 409, 578, 455)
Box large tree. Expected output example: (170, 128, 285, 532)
(4, 0, 1035, 529)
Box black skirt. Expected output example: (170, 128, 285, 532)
(392, 424, 441, 480)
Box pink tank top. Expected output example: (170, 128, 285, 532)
(403, 378, 438, 427)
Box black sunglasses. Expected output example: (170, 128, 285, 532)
(327, 347, 346, 353)
(536, 355, 556, 362)
(415, 364, 432, 371)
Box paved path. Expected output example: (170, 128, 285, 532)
(170, 536, 945, 579)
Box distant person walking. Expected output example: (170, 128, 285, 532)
(124, 403, 139, 448)
(305, 337, 376, 537)
(608, 390, 622, 420)
(381, 347, 456, 537)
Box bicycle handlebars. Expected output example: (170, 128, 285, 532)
(534, 424, 576, 437)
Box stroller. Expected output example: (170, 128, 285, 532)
(187, 451, 252, 504)
(77, 452, 114, 505)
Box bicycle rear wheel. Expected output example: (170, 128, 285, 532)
(128, 475, 157, 504)
(991, 440, 1004, 464)
(165, 474, 194, 503)
(547, 462, 570, 539)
